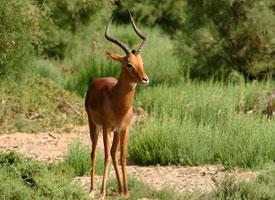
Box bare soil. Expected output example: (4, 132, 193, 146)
(0, 126, 258, 194)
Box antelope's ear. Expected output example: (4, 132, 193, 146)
(106, 52, 125, 62)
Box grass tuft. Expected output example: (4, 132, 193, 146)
(64, 141, 104, 176)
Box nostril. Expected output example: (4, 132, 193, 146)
(142, 78, 149, 84)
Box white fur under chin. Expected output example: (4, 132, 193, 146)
(130, 83, 137, 89)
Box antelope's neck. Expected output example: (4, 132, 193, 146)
(111, 69, 136, 111)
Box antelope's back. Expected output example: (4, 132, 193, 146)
(85, 77, 117, 111)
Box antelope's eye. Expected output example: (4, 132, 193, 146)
(127, 63, 134, 68)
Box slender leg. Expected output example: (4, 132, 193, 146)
(111, 132, 123, 194)
(120, 127, 129, 196)
(88, 116, 98, 192)
(101, 127, 111, 197)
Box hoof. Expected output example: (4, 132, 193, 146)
(124, 192, 129, 198)
(98, 193, 106, 200)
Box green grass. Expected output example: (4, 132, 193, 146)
(129, 80, 275, 168)
(185, 166, 275, 200)
(64, 25, 182, 96)
(29, 23, 181, 96)
(106, 176, 184, 200)
(30, 59, 67, 88)
(63, 141, 183, 199)
(212, 168, 275, 200)
(106, 167, 275, 200)
(64, 141, 104, 176)
(1, 152, 275, 200)
(2, 3, 275, 199)
(0, 152, 90, 200)
(0, 74, 85, 134)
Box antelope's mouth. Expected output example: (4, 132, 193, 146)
(141, 78, 149, 85)
(135, 73, 149, 85)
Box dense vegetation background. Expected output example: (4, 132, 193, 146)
(1, 0, 274, 132)
(1, 0, 275, 80)
(1, 0, 275, 199)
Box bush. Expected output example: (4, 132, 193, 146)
(115, 0, 186, 35)
(36, 0, 109, 32)
(34, 0, 111, 59)
(0, 0, 45, 76)
(177, 0, 275, 80)
(0, 152, 90, 199)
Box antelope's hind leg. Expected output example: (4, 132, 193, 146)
(101, 127, 111, 197)
(120, 127, 129, 196)
(88, 116, 99, 192)
(111, 131, 123, 194)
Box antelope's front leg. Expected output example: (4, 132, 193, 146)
(120, 127, 129, 196)
(101, 127, 111, 198)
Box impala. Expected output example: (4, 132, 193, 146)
(85, 11, 148, 198)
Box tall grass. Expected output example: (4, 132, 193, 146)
(66, 55, 119, 96)
(64, 24, 182, 96)
(64, 141, 104, 176)
(25, 17, 182, 96)
(129, 80, 275, 168)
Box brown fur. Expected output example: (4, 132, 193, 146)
(85, 53, 149, 197)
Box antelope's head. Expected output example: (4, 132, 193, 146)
(105, 11, 149, 85)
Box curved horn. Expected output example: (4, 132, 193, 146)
(105, 14, 131, 55)
(128, 10, 148, 53)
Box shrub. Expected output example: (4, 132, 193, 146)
(0, 0, 45, 76)
(114, 0, 186, 35)
(0, 152, 90, 199)
(36, 0, 109, 32)
(34, 0, 111, 59)
(177, 0, 275, 80)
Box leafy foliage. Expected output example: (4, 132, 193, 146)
(0, 0, 45, 75)
(35, 0, 111, 59)
(177, 0, 275, 80)
(114, 0, 186, 35)
(36, 0, 109, 32)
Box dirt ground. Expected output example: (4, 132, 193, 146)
(0, 126, 258, 194)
